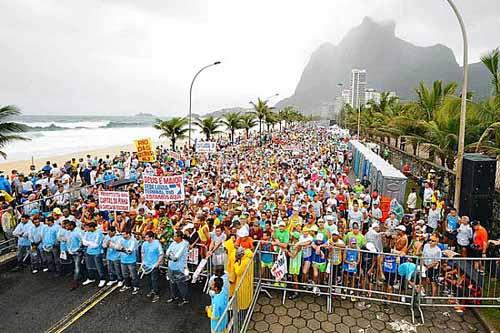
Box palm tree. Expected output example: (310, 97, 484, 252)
(264, 110, 278, 132)
(153, 117, 189, 151)
(0, 105, 30, 158)
(239, 113, 258, 139)
(279, 106, 296, 130)
(410, 80, 457, 121)
(250, 98, 271, 135)
(221, 112, 241, 144)
(194, 116, 222, 141)
(480, 48, 500, 96)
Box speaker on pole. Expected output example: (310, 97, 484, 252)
(459, 153, 496, 228)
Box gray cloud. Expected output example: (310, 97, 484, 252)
(0, 0, 498, 116)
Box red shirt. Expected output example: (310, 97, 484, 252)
(473, 226, 488, 250)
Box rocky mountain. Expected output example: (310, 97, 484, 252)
(275, 17, 493, 115)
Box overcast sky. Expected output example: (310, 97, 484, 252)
(0, 0, 499, 117)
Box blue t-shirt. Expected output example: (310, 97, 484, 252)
(142, 239, 163, 269)
(398, 262, 416, 279)
(119, 237, 138, 264)
(383, 255, 398, 273)
(447, 215, 459, 232)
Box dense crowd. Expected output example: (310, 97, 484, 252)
(0, 126, 498, 330)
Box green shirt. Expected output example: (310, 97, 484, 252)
(343, 231, 365, 248)
(273, 229, 290, 245)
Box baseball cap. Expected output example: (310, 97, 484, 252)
(371, 222, 379, 229)
(52, 208, 62, 215)
(278, 221, 286, 227)
(396, 225, 406, 232)
(365, 242, 377, 253)
(350, 237, 357, 244)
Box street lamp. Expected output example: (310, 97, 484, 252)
(188, 61, 221, 148)
(445, 0, 468, 211)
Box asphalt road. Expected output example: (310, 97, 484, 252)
(0, 269, 211, 333)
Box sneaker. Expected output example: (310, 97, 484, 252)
(288, 292, 299, 300)
(82, 279, 95, 286)
(351, 297, 356, 302)
(98, 280, 106, 288)
(152, 295, 160, 303)
(178, 299, 189, 307)
(341, 295, 347, 300)
(32, 269, 38, 274)
(117, 281, 124, 287)
(120, 286, 131, 292)
(106, 280, 117, 286)
(43, 268, 49, 272)
(420, 290, 426, 297)
(146, 291, 155, 298)
(166, 297, 178, 304)
(401, 296, 406, 302)
(393, 283, 400, 290)
(132, 287, 139, 295)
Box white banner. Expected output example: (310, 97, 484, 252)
(98, 191, 130, 211)
(196, 141, 216, 153)
(271, 250, 287, 281)
(143, 175, 185, 202)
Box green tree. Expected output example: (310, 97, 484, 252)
(0, 105, 30, 158)
(239, 113, 258, 139)
(410, 80, 457, 121)
(194, 116, 222, 141)
(221, 112, 242, 143)
(264, 110, 278, 132)
(153, 117, 189, 150)
(250, 98, 271, 135)
(480, 48, 500, 96)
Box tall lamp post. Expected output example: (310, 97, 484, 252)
(337, 83, 344, 126)
(446, 0, 468, 211)
(188, 61, 221, 148)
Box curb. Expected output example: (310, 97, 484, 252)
(472, 308, 498, 333)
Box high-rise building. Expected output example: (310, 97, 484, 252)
(349, 69, 367, 109)
(365, 88, 381, 104)
(341, 89, 351, 105)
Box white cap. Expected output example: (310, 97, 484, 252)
(371, 222, 379, 229)
(278, 221, 286, 227)
(396, 225, 406, 232)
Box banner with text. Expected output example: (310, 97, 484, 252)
(143, 175, 185, 202)
(195, 141, 216, 153)
(98, 191, 130, 211)
(271, 250, 288, 281)
(134, 138, 155, 162)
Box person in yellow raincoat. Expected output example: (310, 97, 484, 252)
(224, 237, 237, 296)
(234, 247, 254, 310)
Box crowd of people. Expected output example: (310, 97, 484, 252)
(1, 125, 498, 329)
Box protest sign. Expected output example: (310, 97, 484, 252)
(134, 138, 155, 162)
(271, 250, 288, 281)
(143, 175, 185, 202)
(195, 141, 216, 153)
(283, 144, 302, 152)
(98, 191, 130, 211)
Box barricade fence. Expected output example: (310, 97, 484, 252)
(212, 242, 262, 333)
(210, 243, 499, 330)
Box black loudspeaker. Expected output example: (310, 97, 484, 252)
(459, 154, 496, 226)
(329, 120, 337, 126)
(461, 153, 496, 194)
(459, 193, 493, 228)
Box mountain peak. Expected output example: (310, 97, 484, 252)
(353, 16, 396, 36)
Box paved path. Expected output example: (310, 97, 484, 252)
(247, 291, 488, 333)
(0, 270, 210, 333)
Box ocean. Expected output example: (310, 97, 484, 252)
(0, 114, 204, 163)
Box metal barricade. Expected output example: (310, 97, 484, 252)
(418, 256, 499, 309)
(0, 238, 16, 255)
(212, 242, 262, 333)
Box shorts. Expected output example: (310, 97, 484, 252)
(456, 243, 469, 252)
(445, 231, 458, 241)
(261, 262, 273, 269)
(303, 255, 313, 263)
(289, 260, 301, 275)
(469, 247, 483, 258)
(426, 267, 440, 282)
(313, 262, 327, 273)
(384, 271, 397, 286)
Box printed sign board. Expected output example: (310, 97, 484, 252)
(143, 175, 185, 202)
(98, 191, 130, 211)
(196, 141, 216, 153)
(134, 138, 155, 162)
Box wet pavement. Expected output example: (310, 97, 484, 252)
(0, 269, 210, 333)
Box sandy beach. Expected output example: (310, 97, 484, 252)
(0, 139, 176, 174)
